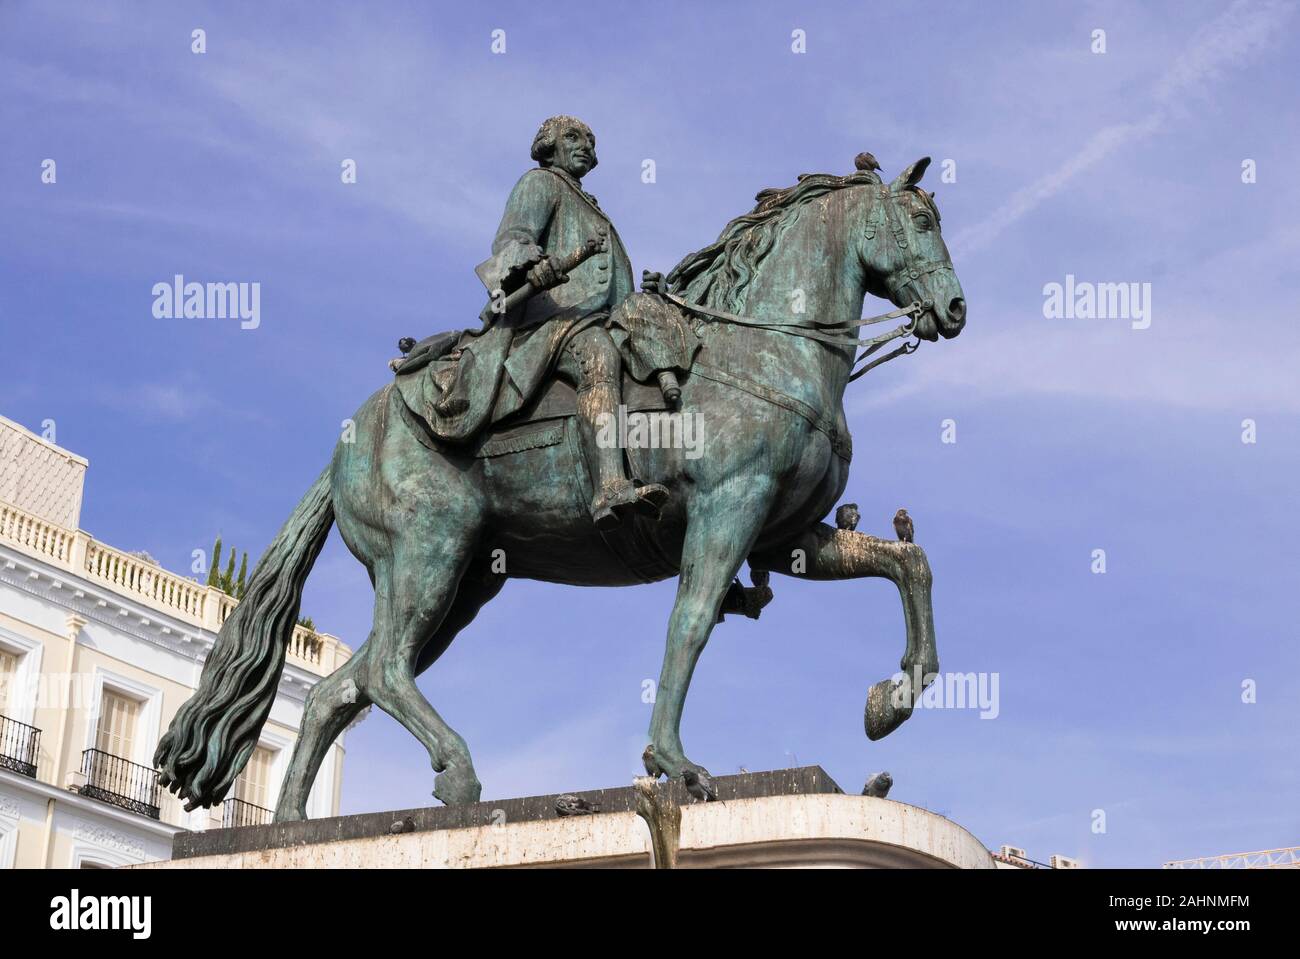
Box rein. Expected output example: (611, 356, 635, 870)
(659, 184, 956, 383)
(658, 290, 925, 384)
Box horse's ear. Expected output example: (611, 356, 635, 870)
(889, 157, 931, 191)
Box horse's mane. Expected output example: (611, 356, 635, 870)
(666, 169, 882, 312)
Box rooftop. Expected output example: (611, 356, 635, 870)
(0, 414, 350, 676)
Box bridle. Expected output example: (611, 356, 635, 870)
(660, 185, 950, 384)
(660, 289, 924, 383)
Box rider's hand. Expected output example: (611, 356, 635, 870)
(641, 270, 665, 294)
(526, 256, 563, 290)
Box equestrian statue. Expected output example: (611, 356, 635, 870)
(155, 115, 967, 818)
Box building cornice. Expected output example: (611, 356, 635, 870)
(0, 766, 184, 842)
(0, 540, 323, 702)
(0, 494, 350, 682)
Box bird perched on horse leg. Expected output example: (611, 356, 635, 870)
(836, 503, 860, 531)
(893, 508, 914, 543)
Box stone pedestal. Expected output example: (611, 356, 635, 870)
(135, 767, 994, 869)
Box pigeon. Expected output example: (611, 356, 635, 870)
(862, 771, 893, 798)
(855, 152, 881, 173)
(555, 794, 600, 817)
(398, 336, 417, 355)
(893, 508, 914, 543)
(836, 503, 860, 532)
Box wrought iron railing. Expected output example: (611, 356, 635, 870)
(222, 797, 273, 828)
(0, 715, 40, 778)
(79, 748, 160, 819)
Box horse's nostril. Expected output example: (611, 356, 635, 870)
(948, 297, 966, 325)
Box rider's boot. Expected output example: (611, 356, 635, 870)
(571, 330, 669, 531)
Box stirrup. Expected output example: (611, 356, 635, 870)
(591, 480, 669, 531)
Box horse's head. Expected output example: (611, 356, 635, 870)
(858, 157, 965, 342)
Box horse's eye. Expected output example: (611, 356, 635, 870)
(913, 213, 932, 231)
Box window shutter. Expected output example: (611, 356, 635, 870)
(95, 690, 140, 759)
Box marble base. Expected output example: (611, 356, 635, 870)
(134, 767, 993, 869)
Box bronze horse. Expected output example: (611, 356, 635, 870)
(156, 157, 966, 819)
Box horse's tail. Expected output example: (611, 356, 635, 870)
(155, 464, 335, 810)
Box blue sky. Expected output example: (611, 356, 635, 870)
(2, 1, 1297, 867)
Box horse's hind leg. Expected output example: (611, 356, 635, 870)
(275, 644, 372, 822)
(412, 562, 505, 675)
(275, 563, 504, 821)
(361, 532, 492, 806)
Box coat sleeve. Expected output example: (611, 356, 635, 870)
(475, 169, 560, 293)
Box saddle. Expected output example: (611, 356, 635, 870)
(389, 292, 701, 454)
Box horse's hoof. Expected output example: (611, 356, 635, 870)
(682, 766, 717, 802)
(642, 744, 715, 801)
(865, 678, 913, 741)
(433, 767, 482, 806)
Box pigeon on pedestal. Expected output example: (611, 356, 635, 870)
(862, 771, 893, 798)
(555, 794, 600, 817)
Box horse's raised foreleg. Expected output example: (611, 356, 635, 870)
(749, 521, 938, 741)
(646, 477, 775, 800)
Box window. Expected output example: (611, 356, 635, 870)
(236, 745, 274, 809)
(95, 690, 140, 759)
(0, 648, 16, 718)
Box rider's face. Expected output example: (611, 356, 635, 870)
(552, 124, 596, 179)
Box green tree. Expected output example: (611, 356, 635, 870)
(221, 549, 236, 594)
(207, 537, 223, 587)
(235, 552, 249, 599)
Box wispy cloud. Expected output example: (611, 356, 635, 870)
(98, 380, 275, 425)
(950, 0, 1294, 257)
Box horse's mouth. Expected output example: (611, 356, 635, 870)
(915, 312, 940, 342)
(914, 300, 965, 341)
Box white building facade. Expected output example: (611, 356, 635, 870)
(0, 415, 354, 868)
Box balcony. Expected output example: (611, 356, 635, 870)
(78, 748, 160, 820)
(222, 796, 273, 828)
(0, 715, 40, 778)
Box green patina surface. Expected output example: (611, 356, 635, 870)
(155, 117, 966, 819)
